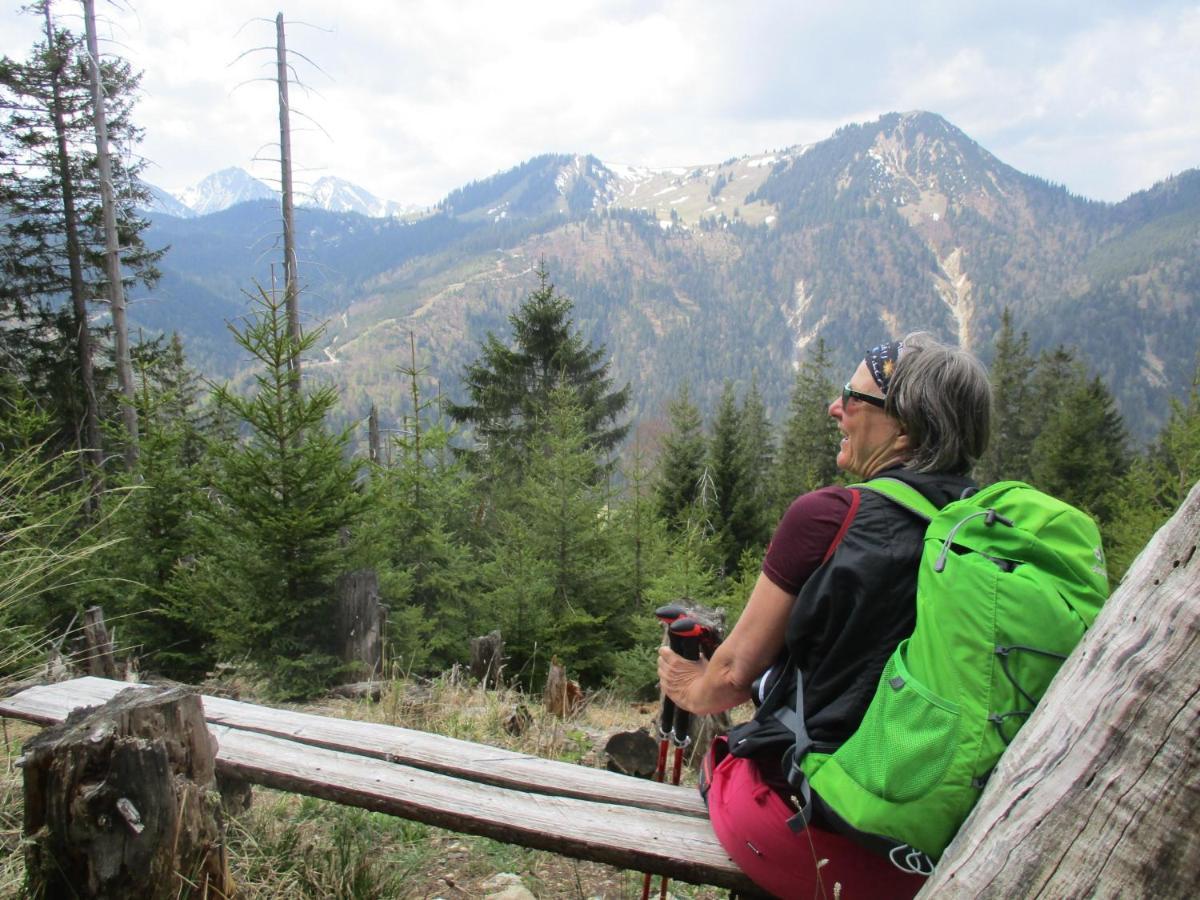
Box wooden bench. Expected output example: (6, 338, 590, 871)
(0, 676, 757, 893)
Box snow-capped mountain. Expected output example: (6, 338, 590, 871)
(300, 176, 416, 218)
(141, 169, 415, 219)
(139, 182, 195, 218)
(177, 168, 277, 216)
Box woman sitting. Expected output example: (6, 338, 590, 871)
(658, 332, 992, 900)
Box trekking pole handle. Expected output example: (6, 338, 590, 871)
(668, 618, 706, 746)
(655, 605, 687, 738)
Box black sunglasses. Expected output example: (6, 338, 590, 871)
(842, 382, 886, 409)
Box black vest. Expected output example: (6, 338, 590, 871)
(733, 467, 975, 756)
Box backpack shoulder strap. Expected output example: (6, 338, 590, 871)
(821, 487, 863, 563)
(854, 476, 939, 521)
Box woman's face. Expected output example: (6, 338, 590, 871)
(828, 361, 910, 479)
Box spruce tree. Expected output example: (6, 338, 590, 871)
(776, 338, 840, 511)
(361, 408, 481, 675)
(0, 4, 162, 467)
(653, 383, 707, 527)
(90, 339, 212, 680)
(731, 377, 774, 557)
(977, 309, 1036, 484)
(1029, 354, 1129, 524)
(186, 287, 364, 699)
(1105, 360, 1200, 579)
(707, 381, 747, 576)
(480, 387, 627, 687)
(446, 265, 629, 479)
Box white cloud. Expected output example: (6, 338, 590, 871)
(1, 1, 1196, 204)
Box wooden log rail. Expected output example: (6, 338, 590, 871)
(0, 677, 755, 894)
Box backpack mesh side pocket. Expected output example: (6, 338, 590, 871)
(829, 639, 961, 803)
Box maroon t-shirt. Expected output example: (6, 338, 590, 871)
(762, 485, 854, 594)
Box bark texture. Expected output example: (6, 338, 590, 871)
(920, 480, 1200, 898)
(333, 569, 386, 679)
(82, 606, 117, 679)
(22, 686, 229, 898)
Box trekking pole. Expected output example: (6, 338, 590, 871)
(653, 617, 707, 900)
(641, 604, 689, 900)
(652, 604, 688, 782)
(666, 617, 707, 787)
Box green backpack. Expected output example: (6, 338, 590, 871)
(790, 478, 1109, 861)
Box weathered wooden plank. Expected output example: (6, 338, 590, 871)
(0, 677, 708, 818)
(207, 724, 754, 891)
(0, 682, 750, 891)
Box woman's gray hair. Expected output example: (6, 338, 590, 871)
(885, 332, 992, 475)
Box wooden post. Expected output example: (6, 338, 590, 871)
(83, 605, 117, 679)
(334, 569, 386, 680)
(22, 686, 229, 898)
(920, 480, 1200, 896)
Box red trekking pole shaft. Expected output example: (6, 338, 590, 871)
(642, 604, 689, 900)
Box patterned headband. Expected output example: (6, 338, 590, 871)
(865, 340, 903, 395)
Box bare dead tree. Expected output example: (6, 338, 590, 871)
(82, 0, 138, 469)
(276, 12, 301, 395)
(368, 404, 381, 464)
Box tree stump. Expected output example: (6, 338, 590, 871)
(544, 656, 583, 718)
(21, 686, 230, 898)
(470, 630, 505, 688)
(83, 606, 118, 679)
(920, 479, 1200, 897)
(334, 569, 386, 680)
(605, 729, 658, 778)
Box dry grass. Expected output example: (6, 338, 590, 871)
(0, 671, 727, 898)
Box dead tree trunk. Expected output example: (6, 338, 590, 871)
(22, 686, 229, 898)
(334, 569, 386, 680)
(82, 606, 117, 679)
(920, 480, 1200, 897)
(82, 0, 137, 469)
(368, 404, 381, 464)
(275, 12, 301, 394)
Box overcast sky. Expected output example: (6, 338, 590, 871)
(3, 1, 1198, 206)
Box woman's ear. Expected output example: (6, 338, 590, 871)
(892, 429, 912, 454)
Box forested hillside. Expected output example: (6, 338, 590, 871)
(130, 112, 1199, 439)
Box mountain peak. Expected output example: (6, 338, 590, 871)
(300, 176, 418, 218)
(178, 168, 276, 216)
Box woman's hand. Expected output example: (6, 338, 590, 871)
(654, 573, 796, 716)
(657, 644, 707, 710)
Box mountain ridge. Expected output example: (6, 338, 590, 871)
(127, 111, 1199, 441)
